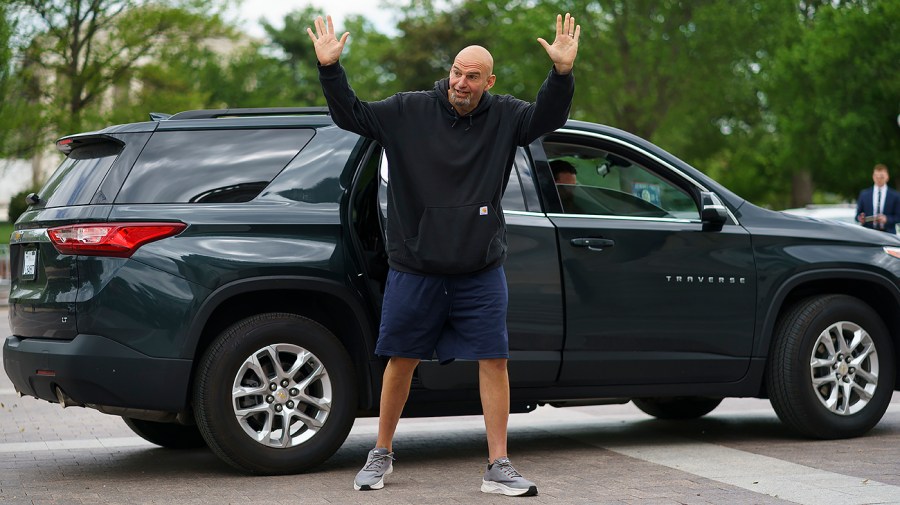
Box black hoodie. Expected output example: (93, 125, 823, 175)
(318, 62, 574, 275)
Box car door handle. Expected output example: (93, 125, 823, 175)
(570, 237, 615, 251)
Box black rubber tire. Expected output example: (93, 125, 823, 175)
(123, 417, 207, 449)
(193, 313, 357, 474)
(766, 294, 895, 439)
(632, 397, 723, 420)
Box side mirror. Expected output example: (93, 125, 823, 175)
(700, 191, 728, 231)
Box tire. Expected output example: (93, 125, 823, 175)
(766, 294, 896, 439)
(122, 417, 206, 449)
(632, 397, 723, 420)
(193, 312, 358, 474)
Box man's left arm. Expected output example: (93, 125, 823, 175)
(518, 13, 581, 146)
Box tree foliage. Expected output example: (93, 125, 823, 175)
(1, 0, 896, 209)
(13, 0, 232, 137)
(263, 8, 401, 105)
(0, 1, 40, 159)
(766, 0, 900, 202)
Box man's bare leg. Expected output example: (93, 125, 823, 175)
(478, 357, 538, 496)
(479, 358, 510, 461)
(376, 356, 420, 451)
(354, 357, 418, 490)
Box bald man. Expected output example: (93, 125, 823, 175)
(309, 13, 580, 497)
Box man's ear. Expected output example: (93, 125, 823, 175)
(486, 74, 496, 90)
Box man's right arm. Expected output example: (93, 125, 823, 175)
(318, 63, 388, 142)
(308, 15, 389, 142)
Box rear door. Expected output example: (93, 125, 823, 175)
(8, 134, 149, 339)
(534, 130, 757, 386)
(378, 149, 566, 389)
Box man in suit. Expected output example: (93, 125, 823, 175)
(857, 164, 900, 234)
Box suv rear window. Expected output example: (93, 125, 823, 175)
(115, 129, 312, 204)
(39, 141, 122, 208)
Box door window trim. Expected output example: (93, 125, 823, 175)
(549, 129, 740, 226)
(546, 212, 696, 224)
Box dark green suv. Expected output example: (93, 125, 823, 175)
(5, 108, 900, 474)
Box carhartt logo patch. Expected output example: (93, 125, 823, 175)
(479, 206, 488, 216)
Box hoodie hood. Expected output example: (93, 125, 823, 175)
(435, 77, 494, 130)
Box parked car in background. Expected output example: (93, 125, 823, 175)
(5, 108, 900, 475)
(782, 203, 858, 225)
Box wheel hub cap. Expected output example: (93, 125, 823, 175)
(809, 321, 879, 416)
(231, 343, 332, 448)
(837, 362, 849, 376)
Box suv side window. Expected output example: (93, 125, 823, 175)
(39, 141, 122, 208)
(501, 165, 527, 212)
(544, 141, 699, 220)
(116, 129, 311, 204)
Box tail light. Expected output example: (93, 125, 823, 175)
(47, 222, 186, 258)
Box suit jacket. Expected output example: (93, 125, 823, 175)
(856, 186, 900, 234)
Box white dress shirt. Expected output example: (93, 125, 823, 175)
(873, 184, 887, 215)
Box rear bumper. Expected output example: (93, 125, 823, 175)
(3, 334, 192, 412)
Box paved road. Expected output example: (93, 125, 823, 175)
(2, 307, 899, 505)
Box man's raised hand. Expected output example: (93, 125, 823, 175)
(307, 15, 349, 66)
(537, 13, 581, 75)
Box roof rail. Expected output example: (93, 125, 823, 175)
(149, 112, 172, 121)
(167, 107, 331, 120)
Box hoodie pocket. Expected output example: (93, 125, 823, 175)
(403, 203, 503, 274)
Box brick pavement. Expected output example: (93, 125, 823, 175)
(2, 306, 900, 505)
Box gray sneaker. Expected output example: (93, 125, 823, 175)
(353, 448, 394, 491)
(481, 457, 538, 496)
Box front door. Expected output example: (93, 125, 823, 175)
(537, 133, 757, 386)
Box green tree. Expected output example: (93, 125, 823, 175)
(385, 0, 795, 206)
(13, 0, 232, 138)
(7, 185, 38, 223)
(262, 6, 324, 105)
(263, 7, 401, 105)
(0, 1, 20, 155)
(0, 0, 39, 159)
(104, 36, 297, 123)
(766, 0, 900, 204)
(339, 14, 404, 100)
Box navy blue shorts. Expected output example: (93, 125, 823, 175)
(376, 266, 509, 364)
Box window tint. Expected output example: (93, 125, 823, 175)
(39, 141, 121, 208)
(501, 166, 527, 211)
(545, 143, 698, 220)
(116, 129, 311, 203)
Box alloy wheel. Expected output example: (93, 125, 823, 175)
(232, 343, 332, 448)
(809, 321, 879, 416)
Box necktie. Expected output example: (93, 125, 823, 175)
(876, 189, 883, 229)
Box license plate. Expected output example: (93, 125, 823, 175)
(22, 249, 37, 280)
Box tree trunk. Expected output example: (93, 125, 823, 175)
(30, 149, 43, 188)
(791, 170, 814, 207)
